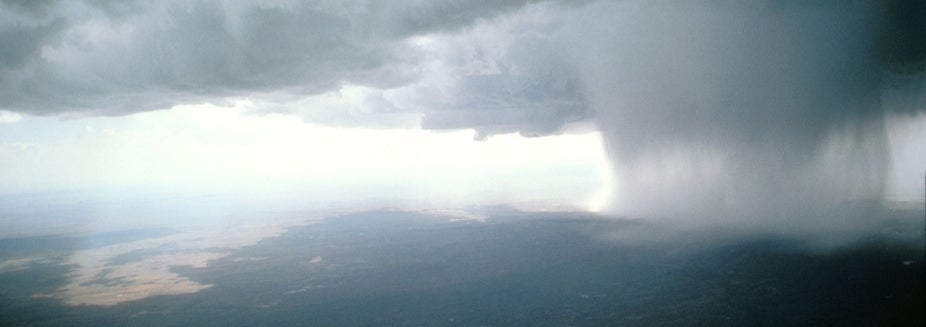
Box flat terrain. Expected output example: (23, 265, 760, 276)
(1, 208, 923, 326)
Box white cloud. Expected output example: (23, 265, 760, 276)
(0, 110, 21, 123)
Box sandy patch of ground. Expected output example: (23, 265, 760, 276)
(0, 256, 64, 273)
(420, 208, 487, 222)
(33, 217, 318, 307)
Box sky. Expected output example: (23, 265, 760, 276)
(0, 101, 609, 210)
(0, 0, 924, 222)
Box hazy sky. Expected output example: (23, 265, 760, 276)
(0, 0, 923, 216)
(0, 102, 609, 210)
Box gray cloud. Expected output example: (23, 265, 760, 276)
(365, 0, 538, 38)
(415, 30, 589, 140)
(0, 0, 548, 116)
(1, 0, 923, 233)
(559, 0, 924, 229)
(1, 0, 921, 127)
(879, 0, 926, 75)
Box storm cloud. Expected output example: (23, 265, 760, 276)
(0, 0, 549, 116)
(1, 0, 924, 229)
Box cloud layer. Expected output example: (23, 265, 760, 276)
(2, 1, 921, 132)
(0, 0, 548, 117)
(1, 0, 924, 229)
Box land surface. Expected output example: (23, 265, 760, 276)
(1, 207, 923, 326)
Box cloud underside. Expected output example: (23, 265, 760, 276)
(1, 0, 923, 139)
(0, 0, 586, 137)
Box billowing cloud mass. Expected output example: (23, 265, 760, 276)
(1, 0, 924, 228)
(0, 0, 551, 116)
